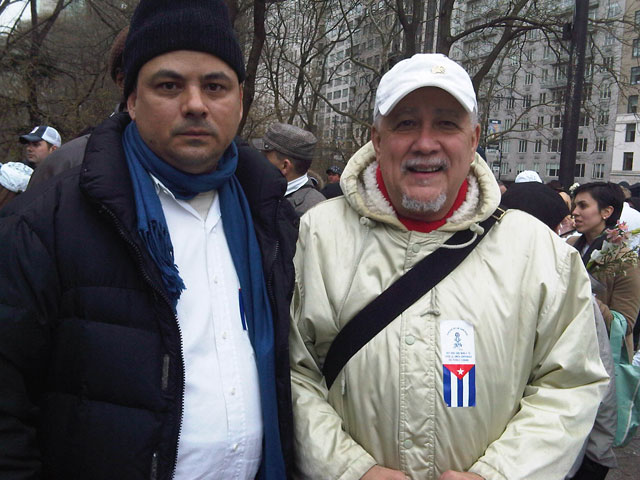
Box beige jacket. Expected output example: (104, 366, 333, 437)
(290, 142, 608, 480)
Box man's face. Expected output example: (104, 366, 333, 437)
(25, 140, 56, 165)
(127, 50, 243, 174)
(327, 172, 340, 184)
(372, 87, 479, 222)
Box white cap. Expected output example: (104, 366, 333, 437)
(375, 53, 477, 117)
(0, 162, 34, 193)
(19, 125, 62, 148)
(514, 170, 543, 184)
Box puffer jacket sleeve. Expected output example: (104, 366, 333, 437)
(0, 214, 58, 479)
(469, 245, 609, 480)
(289, 217, 376, 480)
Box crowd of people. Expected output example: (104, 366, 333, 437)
(0, 0, 637, 479)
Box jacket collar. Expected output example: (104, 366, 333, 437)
(340, 141, 501, 232)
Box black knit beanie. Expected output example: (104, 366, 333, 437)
(123, 0, 246, 99)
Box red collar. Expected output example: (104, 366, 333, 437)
(376, 166, 468, 233)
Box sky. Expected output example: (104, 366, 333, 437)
(1, 1, 29, 33)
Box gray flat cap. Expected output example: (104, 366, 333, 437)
(262, 123, 317, 162)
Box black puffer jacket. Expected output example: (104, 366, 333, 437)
(0, 113, 298, 480)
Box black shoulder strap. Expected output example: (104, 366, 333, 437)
(322, 207, 507, 390)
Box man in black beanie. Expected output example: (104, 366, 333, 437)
(0, 1, 297, 479)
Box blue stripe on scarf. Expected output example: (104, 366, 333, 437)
(122, 122, 285, 478)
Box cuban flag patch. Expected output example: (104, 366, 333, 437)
(440, 320, 476, 408)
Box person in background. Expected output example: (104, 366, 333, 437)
(0, 162, 33, 210)
(19, 125, 61, 168)
(569, 182, 640, 364)
(260, 122, 326, 216)
(501, 181, 569, 232)
(321, 165, 343, 199)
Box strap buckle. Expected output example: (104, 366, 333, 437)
(491, 207, 507, 222)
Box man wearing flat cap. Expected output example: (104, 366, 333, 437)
(290, 54, 607, 479)
(261, 123, 325, 216)
(0, 0, 297, 478)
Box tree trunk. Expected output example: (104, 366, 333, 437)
(239, 0, 266, 134)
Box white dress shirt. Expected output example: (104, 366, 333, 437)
(152, 176, 263, 480)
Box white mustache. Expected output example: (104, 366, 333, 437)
(401, 157, 449, 172)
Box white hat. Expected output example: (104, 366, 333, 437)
(514, 170, 543, 184)
(0, 162, 34, 193)
(375, 53, 477, 117)
(19, 125, 62, 148)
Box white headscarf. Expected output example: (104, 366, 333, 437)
(0, 162, 34, 193)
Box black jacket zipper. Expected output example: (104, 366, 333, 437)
(98, 204, 185, 480)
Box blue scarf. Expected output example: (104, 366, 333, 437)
(122, 122, 285, 479)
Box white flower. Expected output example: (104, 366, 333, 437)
(590, 249, 604, 264)
(569, 182, 580, 195)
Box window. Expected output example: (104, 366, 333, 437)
(579, 113, 590, 127)
(334, 90, 341, 99)
(525, 72, 534, 85)
(516, 162, 526, 174)
(602, 57, 614, 72)
(607, 1, 621, 17)
(595, 138, 607, 152)
(541, 69, 549, 82)
(342, 88, 348, 97)
(553, 115, 563, 128)
(592, 163, 605, 179)
(632, 67, 640, 85)
(537, 116, 545, 127)
(634, 39, 640, 58)
(543, 46, 551, 59)
(533, 163, 540, 173)
(518, 140, 528, 153)
(505, 118, 513, 130)
(523, 94, 532, 108)
(577, 138, 588, 152)
(552, 89, 565, 104)
(636, 10, 640, 27)
(539, 92, 547, 104)
(600, 84, 611, 99)
(548, 139, 561, 152)
(500, 162, 509, 175)
(582, 84, 592, 102)
(585, 62, 594, 77)
(547, 163, 560, 176)
(525, 50, 533, 62)
(604, 32, 616, 46)
(623, 153, 634, 171)
(575, 163, 585, 177)
(521, 118, 530, 130)
(327, 92, 333, 100)
(507, 97, 516, 109)
(629, 95, 638, 114)
(502, 140, 510, 153)
(626, 123, 636, 142)
(534, 140, 542, 153)
(554, 64, 567, 81)
(598, 109, 609, 125)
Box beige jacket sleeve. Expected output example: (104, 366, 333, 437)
(289, 220, 377, 480)
(469, 247, 609, 479)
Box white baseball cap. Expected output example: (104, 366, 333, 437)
(375, 53, 477, 117)
(514, 170, 543, 183)
(19, 125, 62, 148)
(0, 162, 34, 193)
